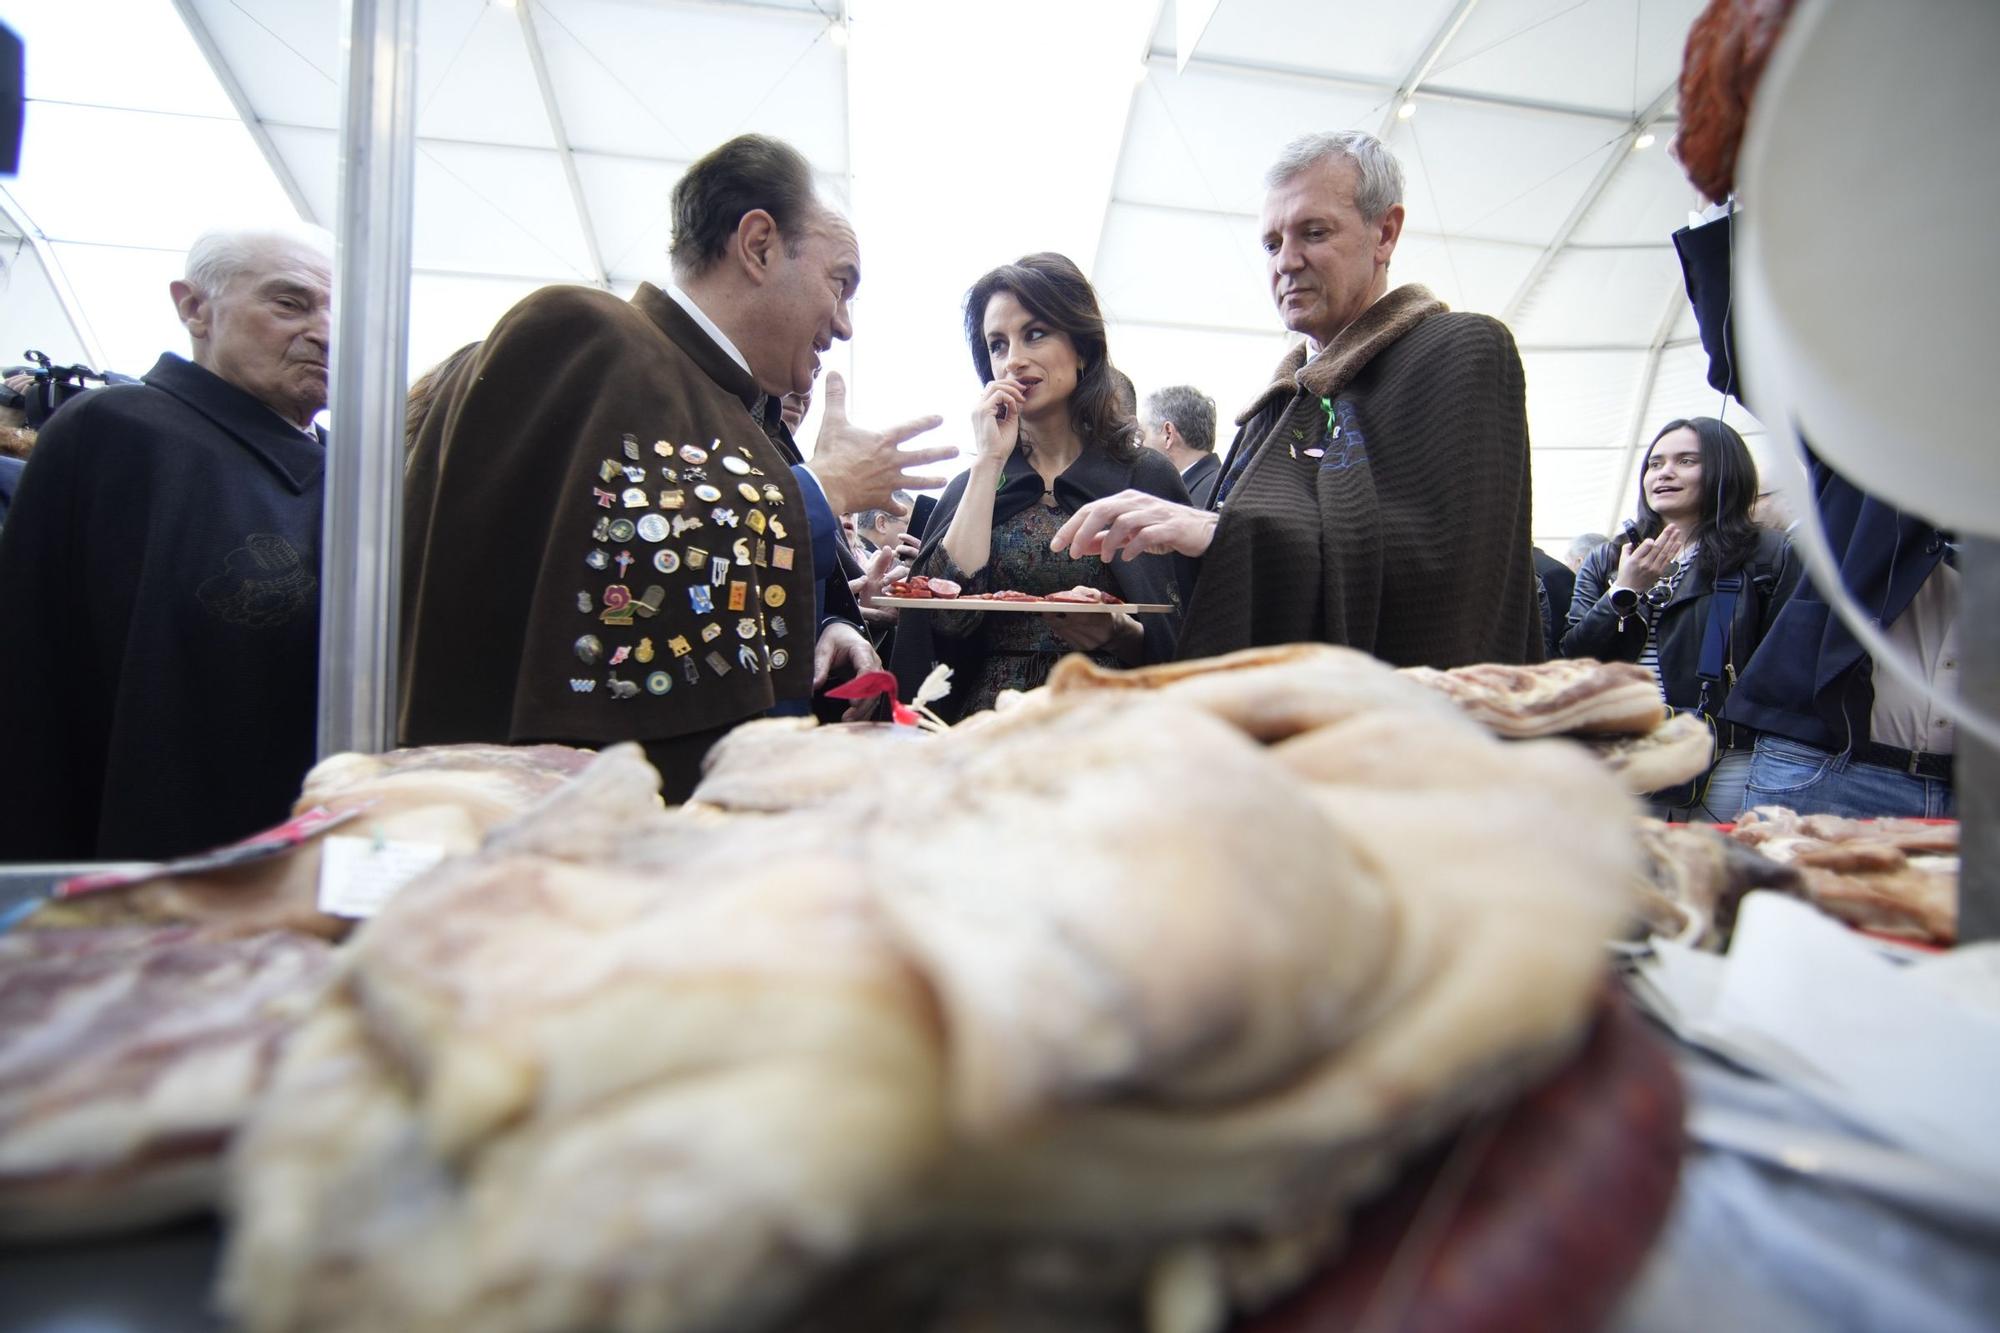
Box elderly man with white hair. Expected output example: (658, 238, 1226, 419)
(0, 225, 334, 860)
(1055, 130, 1542, 669)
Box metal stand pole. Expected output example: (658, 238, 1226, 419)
(1957, 537, 1999, 943)
(319, 0, 418, 757)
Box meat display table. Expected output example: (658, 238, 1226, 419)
(6, 1056, 1994, 1333)
(3, 866, 1995, 1333)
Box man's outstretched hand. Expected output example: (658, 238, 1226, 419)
(1050, 490, 1217, 562)
(805, 372, 953, 516)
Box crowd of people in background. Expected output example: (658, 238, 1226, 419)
(0, 125, 1961, 860)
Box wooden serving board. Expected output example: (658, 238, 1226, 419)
(873, 596, 1174, 614)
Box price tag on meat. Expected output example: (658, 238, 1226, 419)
(316, 836, 448, 919)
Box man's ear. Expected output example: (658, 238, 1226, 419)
(733, 209, 781, 283)
(1373, 202, 1406, 266)
(1161, 421, 1179, 448)
(170, 279, 208, 339)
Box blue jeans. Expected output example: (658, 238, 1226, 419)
(1651, 748, 1753, 824)
(1741, 734, 1957, 819)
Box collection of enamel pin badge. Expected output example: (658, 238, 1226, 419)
(572, 433, 796, 699)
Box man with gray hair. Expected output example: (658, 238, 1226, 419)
(0, 225, 336, 859)
(1139, 385, 1221, 509)
(1056, 129, 1542, 668)
(1566, 532, 1609, 571)
(853, 490, 921, 558)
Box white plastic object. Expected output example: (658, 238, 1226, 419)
(1735, 0, 2000, 539)
(1736, 0, 2000, 751)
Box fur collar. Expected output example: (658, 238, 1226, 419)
(1233, 284, 1448, 426)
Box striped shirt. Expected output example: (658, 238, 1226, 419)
(1636, 544, 1698, 700)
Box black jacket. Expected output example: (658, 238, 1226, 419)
(890, 443, 1186, 721)
(1181, 452, 1221, 511)
(1533, 547, 1575, 660)
(0, 355, 325, 861)
(0, 454, 23, 533)
(1562, 527, 1800, 749)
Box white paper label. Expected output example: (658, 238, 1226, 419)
(316, 836, 447, 919)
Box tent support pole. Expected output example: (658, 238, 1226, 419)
(319, 0, 418, 757)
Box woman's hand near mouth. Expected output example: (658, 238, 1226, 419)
(972, 378, 1026, 466)
(940, 378, 1028, 577)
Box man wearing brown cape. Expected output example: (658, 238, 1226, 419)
(1053, 130, 1543, 669)
(402, 135, 950, 799)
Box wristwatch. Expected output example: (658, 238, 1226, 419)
(1608, 586, 1640, 616)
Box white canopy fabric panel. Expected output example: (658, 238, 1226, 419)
(0, 0, 853, 413)
(1, 0, 1746, 544)
(158, 0, 851, 380)
(0, 206, 93, 370)
(2, 0, 301, 374)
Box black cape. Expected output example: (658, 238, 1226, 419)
(0, 355, 325, 860)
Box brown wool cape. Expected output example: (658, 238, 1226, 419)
(401, 284, 817, 754)
(1180, 284, 1544, 668)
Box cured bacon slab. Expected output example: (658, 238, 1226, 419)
(1399, 659, 1666, 739)
(0, 926, 334, 1240)
(223, 664, 1639, 1332)
(1626, 819, 1801, 949)
(25, 743, 604, 940)
(1047, 643, 1461, 744)
(1730, 807, 1958, 943)
(1581, 712, 1717, 793)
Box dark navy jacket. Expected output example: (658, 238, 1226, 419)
(0, 354, 325, 861)
(1721, 455, 1946, 751)
(1673, 213, 1950, 752)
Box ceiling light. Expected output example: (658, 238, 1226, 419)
(490, 0, 517, 9)
(1633, 132, 1657, 150)
(1397, 100, 1416, 120)
(829, 21, 849, 48)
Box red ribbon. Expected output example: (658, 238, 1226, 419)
(824, 670, 920, 725)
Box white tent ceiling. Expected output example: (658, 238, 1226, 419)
(0, 0, 1761, 547)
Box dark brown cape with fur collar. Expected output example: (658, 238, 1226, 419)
(1180, 284, 1543, 668)
(400, 283, 817, 752)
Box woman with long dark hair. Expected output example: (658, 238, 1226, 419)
(889, 253, 1186, 721)
(1562, 417, 1800, 820)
